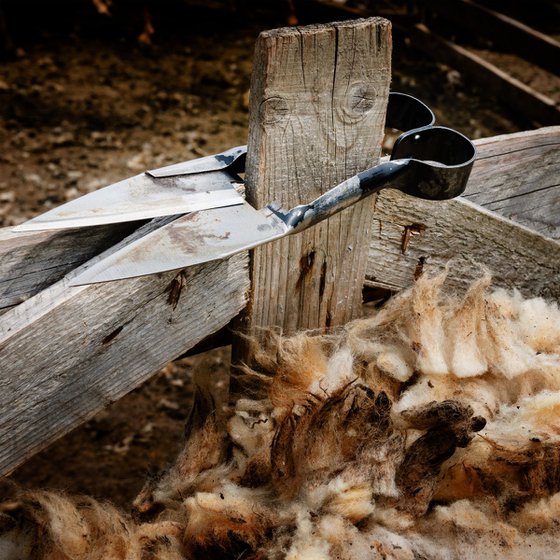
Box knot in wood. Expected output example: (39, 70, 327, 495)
(345, 83, 378, 118)
(260, 96, 290, 126)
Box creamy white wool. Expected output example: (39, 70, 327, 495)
(3, 271, 560, 560)
(284, 509, 331, 560)
(349, 274, 560, 385)
(483, 389, 560, 442)
(309, 345, 355, 395)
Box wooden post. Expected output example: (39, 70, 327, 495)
(235, 18, 392, 351)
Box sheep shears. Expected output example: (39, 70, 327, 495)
(13, 93, 476, 285)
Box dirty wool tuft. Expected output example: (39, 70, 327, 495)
(2, 270, 560, 559)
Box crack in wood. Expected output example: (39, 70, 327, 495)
(401, 223, 427, 255)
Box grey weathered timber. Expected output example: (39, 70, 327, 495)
(366, 193, 559, 298)
(366, 127, 560, 298)
(239, 18, 392, 338)
(464, 127, 560, 239)
(0, 218, 249, 476)
(0, 222, 140, 313)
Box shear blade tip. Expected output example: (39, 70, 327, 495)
(12, 223, 34, 233)
(68, 268, 111, 287)
(68, 276, 94, 287)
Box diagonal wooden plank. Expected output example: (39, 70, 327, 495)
(366, 192, 559, 298)
(0, 168, 243, 314)
(0, 219, 249, 476)
(0, 222, 140, 313)
(464, 126, 560, 239)
(366, 127, 560, 296)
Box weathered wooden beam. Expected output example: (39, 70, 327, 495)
(409, 23, 560, 126)
(423, 0, 560, 74)
(0, 219, 249, 476)
(237, 18, 392, 340)
(366, 126, 560, 298)
(464, 126, 560, 239)
(366, 193, 559, 298)
(0, 222, 140, 313)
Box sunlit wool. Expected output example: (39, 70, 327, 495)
(1, 270, 560, 559)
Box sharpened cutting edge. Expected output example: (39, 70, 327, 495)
(147, 145, 247, 177)
(14, 170, 244, 232)
(69, 202, 288, 285)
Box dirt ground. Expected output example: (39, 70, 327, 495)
(0, 1, 551, 508)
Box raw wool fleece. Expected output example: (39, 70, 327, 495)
(2, 270, 560, 560)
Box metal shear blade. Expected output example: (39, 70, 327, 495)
(68, 93, 475, 285)
(13, 154, 247, 233)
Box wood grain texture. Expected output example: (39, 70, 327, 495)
(0, 223, 140, 312)
(464, 126, 560, 239)
(366, 127, 560, 298)
(241, 18, 392, 336)
(0, 219, 249, 476)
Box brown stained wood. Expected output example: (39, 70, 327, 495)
(240, 18, 392, 339)
(366, 128, 560, 298)
(0, 222, 141, 312)
(423, 0, 560, 74)
(410, 23, 560, 126)
(367, 192, 559, 298)
(464, 126, 560, 239)
(0, 220, 249, 476)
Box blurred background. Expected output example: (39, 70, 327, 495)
(1, 0, 558, 506)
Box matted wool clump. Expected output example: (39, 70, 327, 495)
(2, 271, 560, 560)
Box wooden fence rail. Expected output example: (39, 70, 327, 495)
(1, 125, 557, 477)
(0, 17, 558, 478)
(367, 127, 560, 297)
